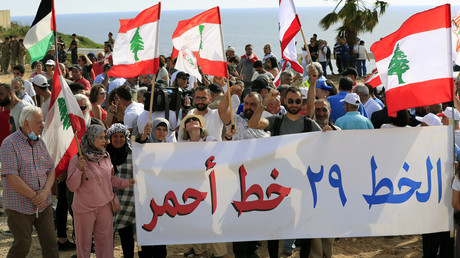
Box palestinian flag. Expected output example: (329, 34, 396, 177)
(171, 7, 228, 81)
(371, 4, 453, 116)
(108, 4, 161, 78)
(42, 60, 86, 177)
(24, 0, 56, 63)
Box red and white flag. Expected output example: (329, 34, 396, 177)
(371, 4, 454, 116)
(364, 69, 382, 88)
(171, 7, 228, 81)
(279, 0, 303, 74)
(108, 4, 161, 78)
(42, 61, 86, 177)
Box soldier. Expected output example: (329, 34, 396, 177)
(10, 36, 19, 70)
(68, 33, 79, 64)
(17, 39, 26, 67)
(1, 37, 11, 73)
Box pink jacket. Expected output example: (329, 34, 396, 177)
(67, 154, 130, 214)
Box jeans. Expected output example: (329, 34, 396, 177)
(356, 59, 366, 77)
(319, 62, 327, 77)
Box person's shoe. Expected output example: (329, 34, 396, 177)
(58, 240, 76, 251)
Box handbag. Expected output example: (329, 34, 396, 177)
(354, 45, 360, 59)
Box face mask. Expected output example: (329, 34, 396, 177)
(28, 131, 38, 141)
(232, 64, 237, 68)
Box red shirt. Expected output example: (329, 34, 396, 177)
(75, 77, 91, 91)
(92, 61, 107, 77)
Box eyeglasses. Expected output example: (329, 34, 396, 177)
(185, 117, 200, 124)
(99, 91, 106, 95)
(80, 106, 87, 111)
(287, 98, 302, 105)
(194, 96, 207, 102)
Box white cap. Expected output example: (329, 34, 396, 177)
(340, 93, 361, 105)
(299, 87, 308, 100)
(442, 107, 460, 120)
(416, 113, 442, 126)
(30, 74, 49, 88)
(45, 59, 55, 66)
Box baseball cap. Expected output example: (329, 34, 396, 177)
(315, 79, 332, 91)
(340, 93, 360, 105)
(208, 83, 223, 94)
(45, 59, 55, 66)
(30, 74, 49, 88)
(416, 113, 442, 126)
(226, 46, 236, 52)
(341, 67, 358, 78)
(70, 64, 82, 71)
(442, 107, 460, 120)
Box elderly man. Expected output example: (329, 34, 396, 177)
(0, 82, 31, 133)
(11, 77, 35, 106)
(353, 84, 382, 119)
(315, 99, 340, 130)
(13, 64, 37, 105)
(0, 106, 59, 257)
(335, 93, 374, 130)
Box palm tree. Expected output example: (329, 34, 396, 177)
(319, 0, 388, 65)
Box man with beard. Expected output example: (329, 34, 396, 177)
(0, 83, 31, 133)
(218, 86, 269, 258)
(248, 85, 321, 258)
(11, 77, 34, 106)
(314, 99, 340, 130)
(187, 85, 224, 140)
(13, 64, 37, 105)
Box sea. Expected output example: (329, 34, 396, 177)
(11, 5, 460, 74)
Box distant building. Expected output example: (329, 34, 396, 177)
(0, 10, 11, 30)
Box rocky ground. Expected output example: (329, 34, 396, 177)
(0, 67, 424, 257)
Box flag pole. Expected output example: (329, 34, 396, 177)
(74, 132, 88, 180)
(217, 6, 234, 126)
(148, 75, 156, 124)
(299, 27, 312, 65)
(51, 0, 58, 63)
(149, 2, 161, 124)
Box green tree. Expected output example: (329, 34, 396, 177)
(387, 44, 410, 84)
(58, 98, 71, 131)
(130, 27, 144, 61)
(319, 0, 388, 64)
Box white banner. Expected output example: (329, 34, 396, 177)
(133, 126, 454, 246)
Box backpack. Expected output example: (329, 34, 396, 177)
(326, 46, 331, 59)
(271, 115, 313, 136)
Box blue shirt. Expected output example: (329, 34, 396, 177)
(335, 111, 374, 130)
(327, 91, 367, 123)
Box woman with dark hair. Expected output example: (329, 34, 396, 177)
(30, 61, 45, 79)
(67, 125, 135, 258)
(156, 55, 169, 85)
(381, 110, 410, 128)
(78, 54, 95, 83)
(267, 56, 279, 78)
(89, 84, 107, 124)
(105, 90, 125, 127)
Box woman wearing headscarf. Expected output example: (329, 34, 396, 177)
(138, 117, 172, 143)
(105, 123, 137, 258)
(67, 124, 135, 258)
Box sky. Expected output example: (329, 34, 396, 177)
(2, 0, 456, 17)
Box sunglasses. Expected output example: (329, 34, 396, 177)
(80, 106, 87, 111)
(287, 98, 302, 105)
(194, 96, 207, 101)
(99, 91, 106, 95)
(185, 117, 200, 124)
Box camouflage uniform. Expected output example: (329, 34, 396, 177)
(9, 38, 19, 70)
(69, 38, 79, 64)
(1, 40, 11, 73)
(17, 41, 26, 67)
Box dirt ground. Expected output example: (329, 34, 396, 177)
(0, 67, 424, 257)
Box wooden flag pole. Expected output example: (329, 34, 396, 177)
(299, 27, 312, 65)
(74, 132, 88, 180)
(148, 75, 157, 124)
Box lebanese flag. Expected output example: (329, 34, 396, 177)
(24, 0, 56, 63)
(108, 4, 161, 78)
(278, 0, 303, 74)
(42, 60, 86, 177)
(364, 69, 382, 88)
(371, 4, 454, 116)
(171, 7, 228, 81)
(453, 10, 460, 65)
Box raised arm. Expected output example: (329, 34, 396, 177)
(305, 65, 319, 118)
(248, 89, 279, 130)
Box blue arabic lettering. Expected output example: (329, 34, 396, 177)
(307, 164, 347, 208)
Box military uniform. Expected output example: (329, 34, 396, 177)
(1, 40, 11, 73)
(69, 38, 79, 64)
(9, 38, 19, 70)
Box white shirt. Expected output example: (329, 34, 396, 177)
(124, 102, 144, 135)
(363, 97, 382, 119)
(137, 110, 178, 142)
(108, 78, 127, 94)
(232, 114, 270, 141)
(24, 80, 36, 98)
(251, 71, 274, 81)
(170, 70, 197, 90)
(317, 46, 328, 62)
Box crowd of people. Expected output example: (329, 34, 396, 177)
(0, 35, 27, 74)
(0, 30, 459, 258)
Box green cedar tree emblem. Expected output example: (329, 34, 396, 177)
(198, 25, 205, 54)
(130, 27, 145, 61)
(387, 43, 410, 84)
(58, 98, 71, 130)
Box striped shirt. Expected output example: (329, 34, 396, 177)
(0, 130, 54, 215)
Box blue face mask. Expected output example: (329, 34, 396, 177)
(28, 131, 38, 141)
